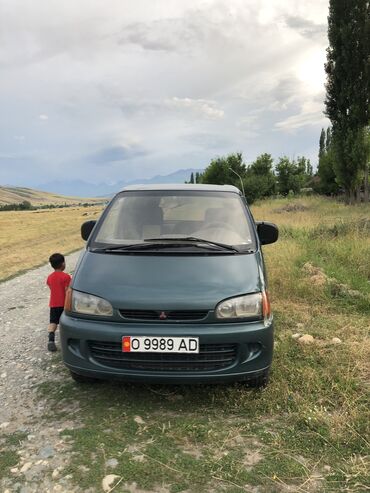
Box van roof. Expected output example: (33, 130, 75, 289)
(121, 184, 241, 193)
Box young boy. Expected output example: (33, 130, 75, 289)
(46, 253, 71, 352)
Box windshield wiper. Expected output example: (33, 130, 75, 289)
(144, 237, 241, 253)
(92, 243, 178, 252)
(91, 242, 232, 253)
(92, 238, 243, 253)
(92, 237, 252, 254)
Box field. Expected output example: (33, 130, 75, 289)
(0, 205, 103, 281)
(1, 195, 370, 492)
(0, 185, 103, 206)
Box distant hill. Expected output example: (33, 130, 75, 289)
(0, 186, 102, 206)
(36, 168, 203, 197)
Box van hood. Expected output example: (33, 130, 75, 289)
(72, 251, 262, 310)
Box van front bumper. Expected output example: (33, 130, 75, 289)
(59, 314, 274, 384)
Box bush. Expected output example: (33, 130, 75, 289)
(0, 200, 33, 212)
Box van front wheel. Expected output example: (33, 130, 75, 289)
(70, 371, 99, 384)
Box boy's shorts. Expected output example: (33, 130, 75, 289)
(50, 307, 64, 324)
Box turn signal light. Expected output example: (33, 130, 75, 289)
(262, 290, 271, 319)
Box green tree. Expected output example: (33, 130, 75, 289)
(248, 153, 274, 176)
(325, 0, 369, 203)
(21, 200, 32, 210)
(190, 172, 195, 184)
(200, 152, 311, 202)
(275, 157, 300, 195)
(319, 128, 326, 159)
(316, 127, 339, 195)
(326, 127, 332, 150)
(317, 131, 340, 195)
(200, 152, 247, 189)
(296, 156, 313, 186)
(243, 153, 276, 200)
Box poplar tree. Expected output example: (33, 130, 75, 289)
(324, 0, 369, 203)
(326, 128, 332, 150)
(318, 127, 339, 195)
(319, 128, 326, 159)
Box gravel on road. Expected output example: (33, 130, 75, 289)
(0, 251, 85, 493)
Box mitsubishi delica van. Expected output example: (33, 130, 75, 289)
(60, 184, 278, 387)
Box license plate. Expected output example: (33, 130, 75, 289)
(122, 336, 199, 353)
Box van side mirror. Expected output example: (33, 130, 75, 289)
(81, 220, 97, 241)
(256, 221, 279, 245)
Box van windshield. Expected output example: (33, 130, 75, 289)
(92, 190, 255, 251)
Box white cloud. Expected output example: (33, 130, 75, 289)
(0, 0, 330, 186)
(275, 111, 325, 130)
(165, 97, 224, 120)
(275, 101, 328, 131)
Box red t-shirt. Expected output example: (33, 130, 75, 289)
(47, 271, 72, 307)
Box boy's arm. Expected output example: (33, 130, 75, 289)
(64, 274, 72, 291)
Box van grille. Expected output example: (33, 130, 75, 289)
(88, 341, 237, 372)
(119, 309, 209, 322)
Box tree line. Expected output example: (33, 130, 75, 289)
(0, 200, 33, 211)
(0, 200, 103, 212)
(186, 152, 314, 204)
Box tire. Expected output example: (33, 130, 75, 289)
(244, 368, 270, 389)
(70, 370, 99, 384)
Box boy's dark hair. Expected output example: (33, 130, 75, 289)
(49, 253, 65, 269)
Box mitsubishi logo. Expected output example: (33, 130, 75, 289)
(159, 311, 167, 320)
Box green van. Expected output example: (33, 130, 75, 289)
(60, 184, 278, 387)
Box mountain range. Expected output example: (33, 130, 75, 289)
(36, 168, 203, 197)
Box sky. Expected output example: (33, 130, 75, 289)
(0, 0, 330, 188)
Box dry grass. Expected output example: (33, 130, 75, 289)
(253, 195, 370, 229)
(0, 206, 103, 281)
(0, 185, 102, 206)
(2, 194, 369, 492)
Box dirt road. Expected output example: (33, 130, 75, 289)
(0, 251, 83, 493)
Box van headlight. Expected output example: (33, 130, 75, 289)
(71, 290, 113, 316)
(215, 293, 264, 320)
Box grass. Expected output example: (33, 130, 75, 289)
(3, 195, 370, 492)
(0, 432, 28, 479)
(0, 205, 103, 281)
(0, 185, 103, 206)
(0, 451, 18, 480)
